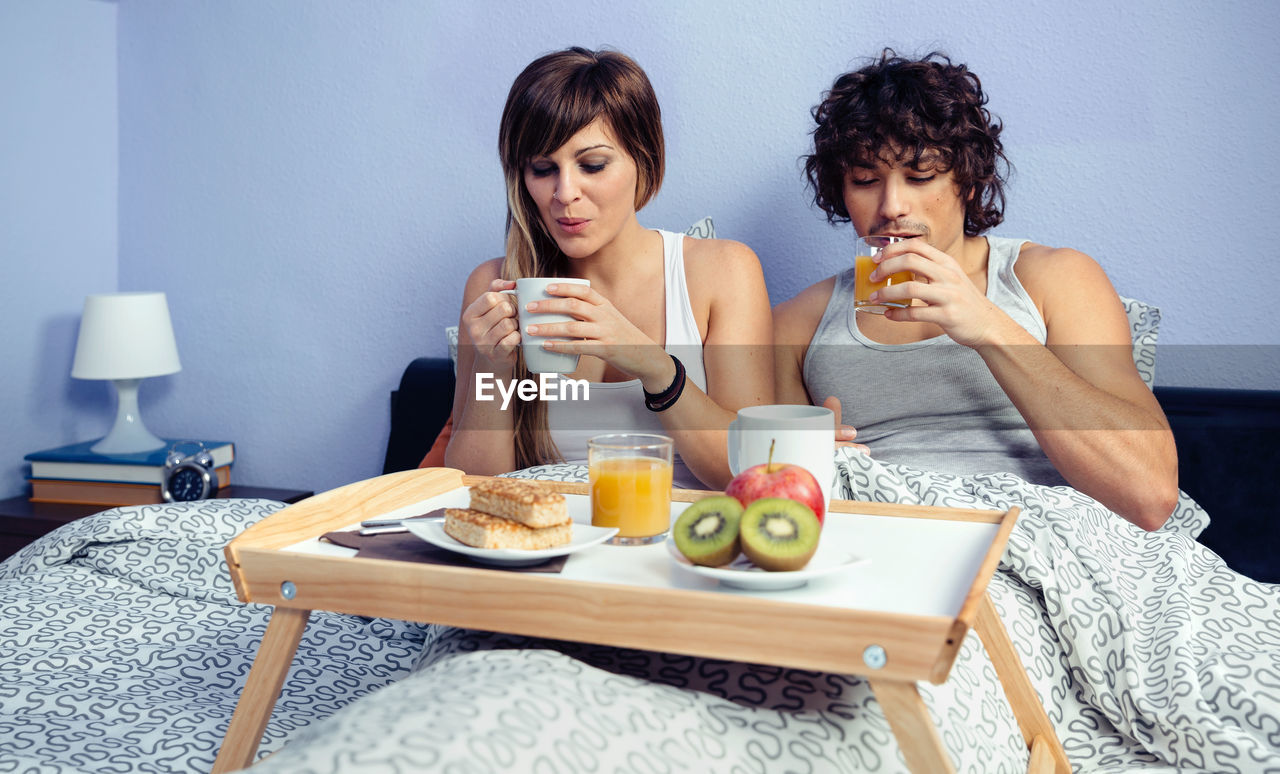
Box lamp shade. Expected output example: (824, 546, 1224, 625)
(71, 292, 182, 380)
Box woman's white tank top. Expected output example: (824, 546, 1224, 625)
(546, 229, 708, 488)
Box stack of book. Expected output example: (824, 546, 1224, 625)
(24, 440, 235, 506)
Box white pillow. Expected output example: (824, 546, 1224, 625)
(684, 215, 715, 239)
(1119, 295, 1160, 389)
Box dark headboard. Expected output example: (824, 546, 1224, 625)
(383, 357, 454, 476)
(383, 357, 1279, 583)
(1153, 386, 1279, 583)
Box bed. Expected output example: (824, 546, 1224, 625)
(246, 458, 1280, 773)
(4, 458, 1275, 772)
(2, 356, 1278, 771)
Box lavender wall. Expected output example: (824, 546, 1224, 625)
(1, 0, 118, 498)
(4, 0, 1277, 497)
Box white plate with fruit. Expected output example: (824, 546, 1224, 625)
(667, 490, 868, 591)
(665, 534, 867, 590)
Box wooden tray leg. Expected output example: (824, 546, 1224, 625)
(973, 592, 1070, 774)
(1026, 735, 1057, 774)
(868, 678, 956, 774)
(212, 607, 312, 773)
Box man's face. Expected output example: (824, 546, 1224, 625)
(841, 149, 968, 255)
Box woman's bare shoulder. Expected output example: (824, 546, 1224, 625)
(681, 235, 762, 273)
(681, 236, 768, 298)
(462, 257, 505, 294)
(468, 257, 505, 282)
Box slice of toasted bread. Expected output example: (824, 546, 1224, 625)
(468, 478, 569, 528)
(443, 508, 572, 551)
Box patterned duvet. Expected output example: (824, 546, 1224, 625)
(1, 451, 1277, 773)
(0, 499, 428, 773)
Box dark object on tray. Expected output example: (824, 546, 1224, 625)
(383, 357, 1280, 584)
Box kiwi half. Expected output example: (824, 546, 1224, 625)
(672, 495, 744, 566)
(739, 498, 820, 571)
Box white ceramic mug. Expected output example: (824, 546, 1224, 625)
(727, 404, 836, 511)
(505, 277, 591, 374)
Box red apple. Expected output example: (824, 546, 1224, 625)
(725, 440, 826, 524)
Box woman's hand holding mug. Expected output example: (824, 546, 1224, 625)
(462, 278, 521, 371)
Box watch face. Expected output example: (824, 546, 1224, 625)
(167, 466, 209, 502)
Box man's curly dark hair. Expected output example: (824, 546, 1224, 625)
(804, 50, 1010, 236)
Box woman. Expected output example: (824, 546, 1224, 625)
(443, 47, 773, 489)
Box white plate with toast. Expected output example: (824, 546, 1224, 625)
(664, 537, 869, 591)
(405, 519, 619, 567)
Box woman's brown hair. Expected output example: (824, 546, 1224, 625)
(497, 46, 665, 468)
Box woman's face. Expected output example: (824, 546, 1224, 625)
(523, 117, 639, 259)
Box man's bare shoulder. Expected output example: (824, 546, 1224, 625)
(773, 276, 838, 345)
(1014, 241, 1126, 333)
(1014, 242, 1106, 287)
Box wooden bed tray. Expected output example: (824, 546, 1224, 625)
(212, 467, 1069, 774)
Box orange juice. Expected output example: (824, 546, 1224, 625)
(589, 456, 673, 538)
(854, 254, 913, 309)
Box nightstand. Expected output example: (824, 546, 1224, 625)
(0, 486, 313, 561)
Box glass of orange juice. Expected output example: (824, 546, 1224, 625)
(854, 235, 914, 314)
(588, 433, 674, 545)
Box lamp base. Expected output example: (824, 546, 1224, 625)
(90, 378, 166, 455)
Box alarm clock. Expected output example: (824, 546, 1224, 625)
(161, 441, 219, 502)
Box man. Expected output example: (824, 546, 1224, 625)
(774, 50, 1177, 530)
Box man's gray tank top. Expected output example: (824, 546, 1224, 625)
(803, 236, 1066, 486)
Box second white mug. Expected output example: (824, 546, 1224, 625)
(727, 404, 836, 512)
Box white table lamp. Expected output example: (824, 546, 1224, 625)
(71, 292, 182, 455)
